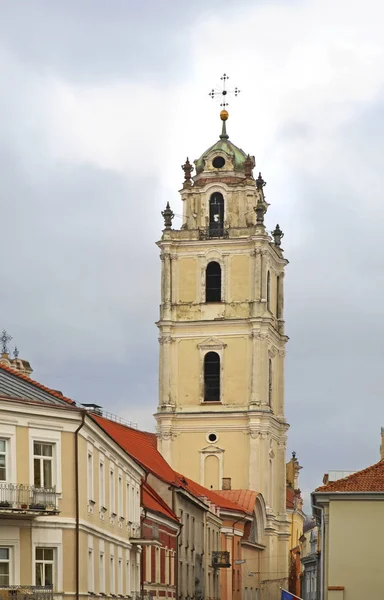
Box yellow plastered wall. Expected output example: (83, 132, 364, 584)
(61, 431, 76, 517)
(223, 336, 249, 404)
(230, 254, 250, 301)
(327, 500, 384, 600)
(16, 426, 29, 483)
(20, 528, 32, 584)
(177, 339, 200, 404)
(178, 258, 197, 302)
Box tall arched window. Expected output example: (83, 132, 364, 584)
(206, 262, 221, 303)
(209, 193, 224, 237)
(204, 352, 220, 401)
(268, 358, 273, 406)
(267, 271, 271, 311)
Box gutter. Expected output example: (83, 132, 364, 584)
(75, 411, 86, 600)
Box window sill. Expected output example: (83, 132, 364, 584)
(200, 401, 223, 405)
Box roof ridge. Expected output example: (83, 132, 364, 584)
(0, 363, 75, 405)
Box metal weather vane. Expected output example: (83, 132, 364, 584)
(209, 73, 240, 108)
(1, 330, 12, 354)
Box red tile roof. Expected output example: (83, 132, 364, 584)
(315, 459, 384, 493)
(0, 363, 75, 405)
(215, 489, 257, 514)
(142, 482, 179, 523)
(177, 474, 248, 514)
(93, 415, 178, 485)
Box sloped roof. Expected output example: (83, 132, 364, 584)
(176, 474, 248, 514)
(0, 363, 75, 405)
(93, 415, 178, 485)
(315, 459, 384, 493)
(143, 482, 179, 523)
(215, 489, 258, 514)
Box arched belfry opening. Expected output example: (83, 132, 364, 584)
(206, 261, 221, 302)
(209, 193, 224, 237)
(204, 352, 220, 401)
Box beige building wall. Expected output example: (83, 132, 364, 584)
(0, 399, 144, 600)
(318, 497, 384, 600)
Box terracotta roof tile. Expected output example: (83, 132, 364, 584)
(177, 474, 248, 514)
(0, 363, 75, 405)
(143, 482, 179, 523)
(215, 489, 258, 514)
(93, 415, 178, 485)
(315, 459, 384, 492)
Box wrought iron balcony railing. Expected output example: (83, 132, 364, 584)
(198, 226, 229, 240)
(0, 484, 58, 514)
(130, 593, 154, 600)
(0, 586, 53, 600)
(212, 551, 231, 568)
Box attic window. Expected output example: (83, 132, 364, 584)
(212, 156, 225, 168)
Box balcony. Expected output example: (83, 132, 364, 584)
(0, 586, 53, 600)
(198, 226, 229, 240)
(0, 484, 59, 516)
(212, 551, 231, 568)
(129, 522, 162, 547)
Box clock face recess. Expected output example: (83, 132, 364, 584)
(212, 156, 225, 169)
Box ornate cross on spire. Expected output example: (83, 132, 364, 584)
(209, 73, 240, 108)
(1, 330, 12, 355)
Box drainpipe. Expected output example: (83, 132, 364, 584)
(312, 504, 324, 600)
(140, 473, 149, 597)
(75, 411, 86, 600)
(171, 486, 182, 600)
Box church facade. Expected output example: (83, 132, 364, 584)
(156, 108, 291, 596)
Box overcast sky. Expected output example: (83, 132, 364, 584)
(2, 0, 384, 506)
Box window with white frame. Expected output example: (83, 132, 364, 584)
(99, 553, 105, 593)
(110, 469, 115, 515)
(131, 486, 135, 521)
(126, 559, 130, 595)
(88, 548, 94, 592)
(110, 555, 115, 594)
(99, 460, 105, 507)
(0, 440, 7, 482)
(87, 452, 94, 502)
(35, 548, 55, 587)
(118, 475, 123, 517)
(126, 481, 130, 521)
(0, 547, 10, 586)
(118, 557, 123, 595)
(33, 443, 54, 488)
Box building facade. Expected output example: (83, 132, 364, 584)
(155, 109, 290, 596)
(312, 458, 384, 600)
(0, 371, 145, 600)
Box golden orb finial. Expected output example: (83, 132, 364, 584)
(220, 109, 229, 121)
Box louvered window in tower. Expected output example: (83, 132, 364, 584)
(209, 193, 224, 237)
(204, 352, 220, 402)
(206, 262, 221, 302)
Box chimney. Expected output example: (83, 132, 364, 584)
(222, 477, 231, 490)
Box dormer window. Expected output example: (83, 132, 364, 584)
(212, 156, 225, 169)
(209, 193, 224, 237)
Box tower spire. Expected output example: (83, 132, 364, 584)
(208, 73, 240, 140)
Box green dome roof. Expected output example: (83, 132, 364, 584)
(194, 121, 247, 175)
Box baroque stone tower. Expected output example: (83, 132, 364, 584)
(156, 108, 289, 525)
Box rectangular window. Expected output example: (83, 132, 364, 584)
(99, 553, 105, 593)
(110, 469, 115, 514)
(131, 486, 135, 521)
(35, 548, 54, 587)
(99, 461, 105, 507)
(118, 475, 123, 517)
(33, 443, 53, 488)
(110, 556, 115, 594)
(87, 452, 93, 502)
(0, 547, 10, 586)
(126, 482, 130, 521)
(0, 440, 7, 482)
(118, 558, 123, 595)
(88, 549, 94, 592)
(126, 560, 130, 595)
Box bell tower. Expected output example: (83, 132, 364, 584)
(156, 100, 289, 525)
